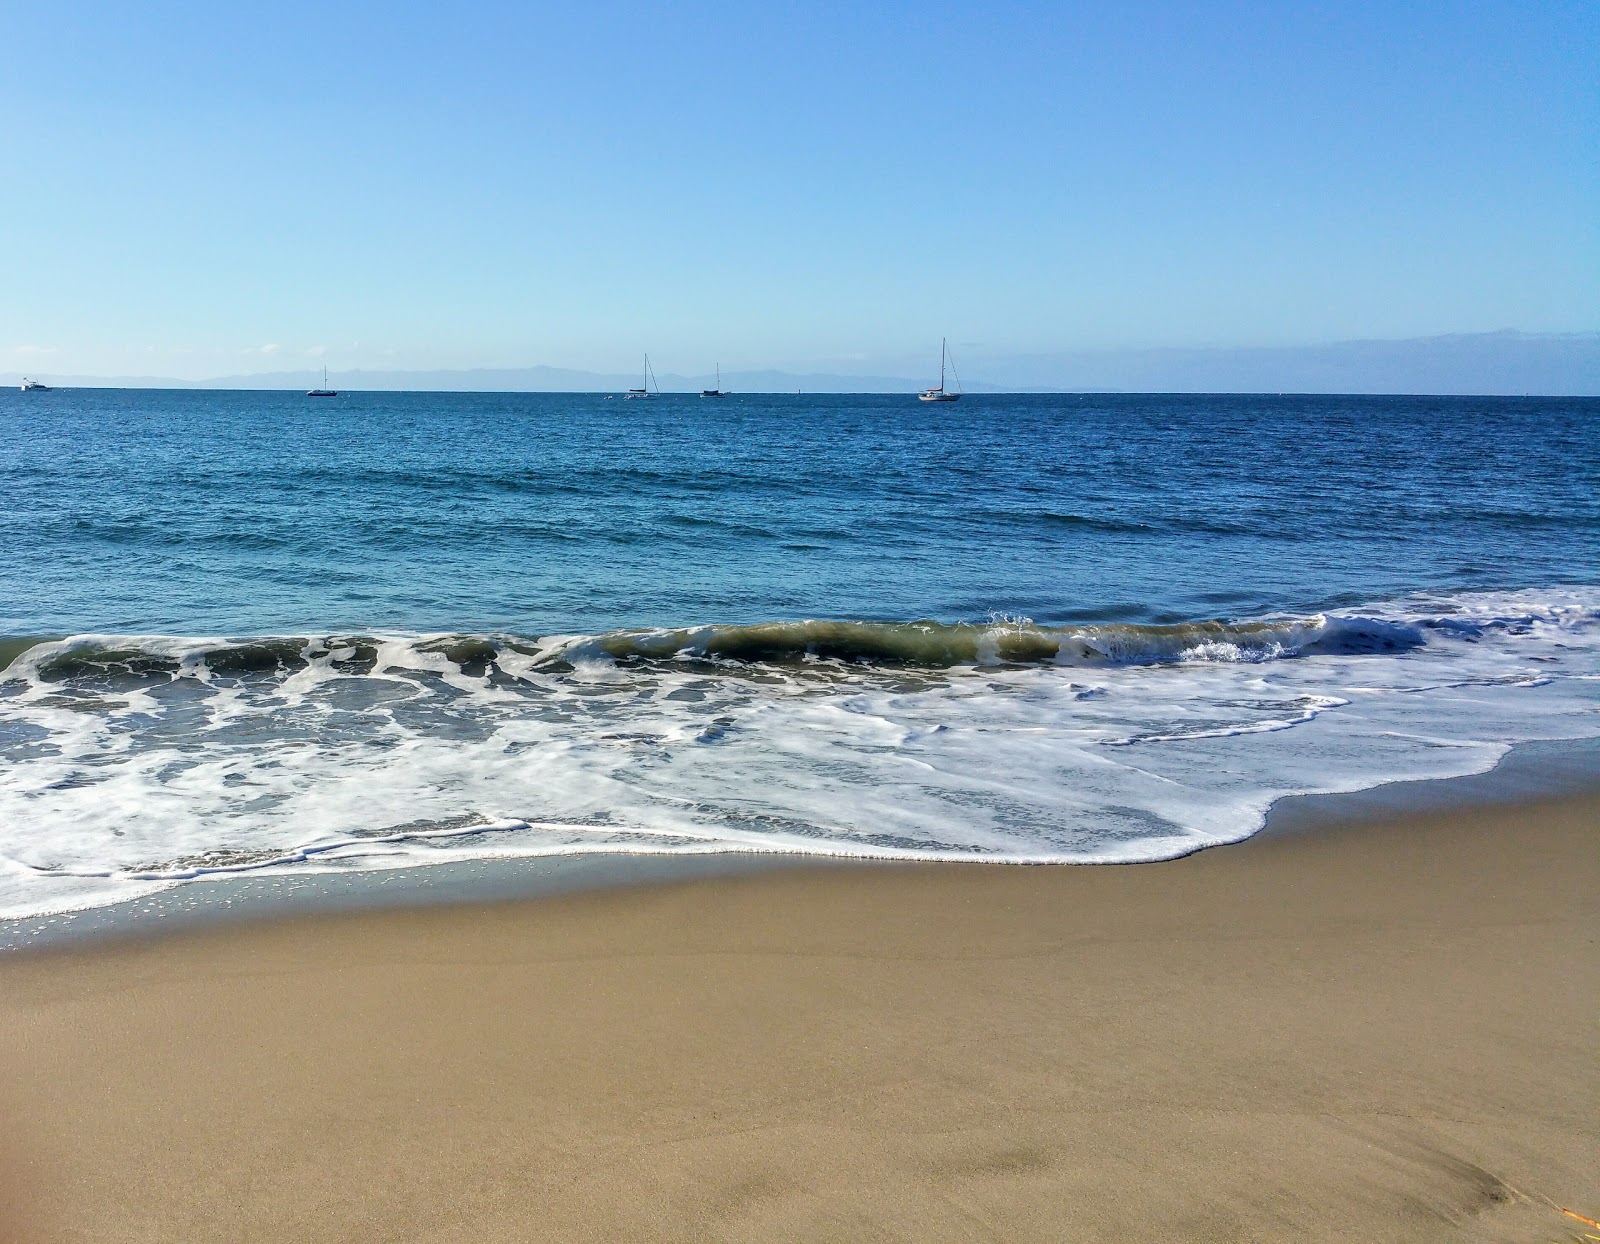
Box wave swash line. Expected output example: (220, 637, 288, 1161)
(2, 587, 1598, 920)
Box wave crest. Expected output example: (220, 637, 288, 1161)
(0, 614, 1435, 685)
(6, 591, 1597, 687)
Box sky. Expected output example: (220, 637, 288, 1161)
(3, 0, 1596, 381)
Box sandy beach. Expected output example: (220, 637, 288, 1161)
(2, 793, 1596, 1243)
(9, 3, 1598, 1239)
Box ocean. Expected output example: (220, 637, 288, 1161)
(2, 388, 1597, 920)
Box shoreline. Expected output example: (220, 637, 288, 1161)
(4, 733, 1597, 953)
(2, 783, 1595, 1240)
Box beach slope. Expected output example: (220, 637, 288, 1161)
(2, 794, 1596, 1242)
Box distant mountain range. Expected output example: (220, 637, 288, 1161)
(2, 363, 993, 395)
(989, 331, 1600, 396)
(7, 331, 1597, 395)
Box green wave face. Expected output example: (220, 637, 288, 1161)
(0, 611, 1431, 683)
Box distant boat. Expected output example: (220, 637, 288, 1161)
(307, 365, 337, 398)
(700, 364, 729, 398)
(625, 353, 659, 399)
(19, 377, 50, 392)
(918, 338, 961, 402)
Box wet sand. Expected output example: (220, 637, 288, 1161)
(2, 793, 1596, 1242)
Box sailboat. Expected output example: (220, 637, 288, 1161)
(307, 365, 337, 398)
(700, 364, 728, 398)
(918, 338, 962, 402)
(625, 354, 659, 399)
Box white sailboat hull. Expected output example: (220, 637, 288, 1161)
(918, 338, 962, 402)
(625, 354, 660, 398)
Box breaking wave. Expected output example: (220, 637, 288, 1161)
(1, 610, 1444, 683)
(1, 587, 1598, 921)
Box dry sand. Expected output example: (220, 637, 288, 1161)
(1, 794, 1596, 1242)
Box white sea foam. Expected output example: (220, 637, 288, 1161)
(1, 587, 1597, 919)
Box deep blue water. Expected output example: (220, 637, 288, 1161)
(4, 387, 1600, 919)
(4, 389, 1597, 636)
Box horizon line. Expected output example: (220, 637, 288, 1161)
(6, 386, 1597, 400)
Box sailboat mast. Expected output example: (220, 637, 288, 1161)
(940, 338, 947, 392)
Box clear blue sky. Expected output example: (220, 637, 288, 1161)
(4, 0, 1596, 379)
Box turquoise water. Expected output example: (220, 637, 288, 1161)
(1, 388, 1597, 918)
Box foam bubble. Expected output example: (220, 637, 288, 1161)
(2, 587, 1598, 918)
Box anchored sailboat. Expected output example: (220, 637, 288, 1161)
(625, 354, 659, 399)
(918, 338, 962, 402)
(307, 366, 337, 398)
(700, 364, 728, 398)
